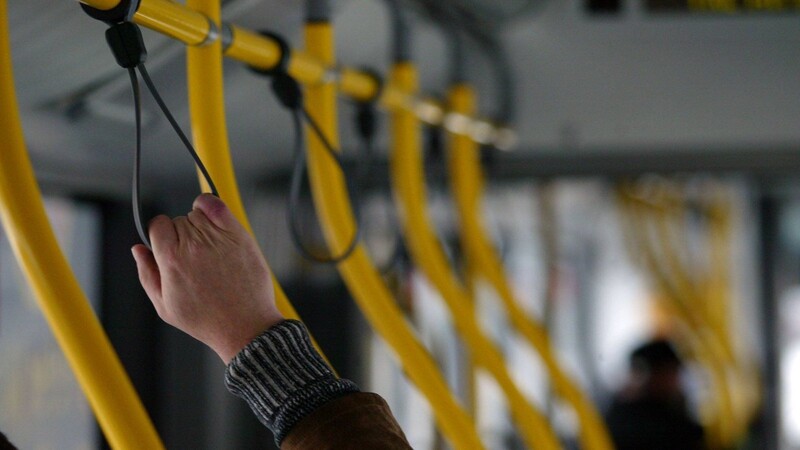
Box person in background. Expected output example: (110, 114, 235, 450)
(131, 194, 411, 450)
(605, 339, 705, 450)
(0, 431, 16, 450)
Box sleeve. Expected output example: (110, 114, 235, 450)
(281, 392, 412, 450)
(224, 320, 359, 446)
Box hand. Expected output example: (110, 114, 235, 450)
(131, 194, 284, 363)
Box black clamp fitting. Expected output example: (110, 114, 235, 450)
(424, 123, 444, 163)
(80, 0, 141, 25)
(353, 67, 383, 142)
(249, 31, 302, 111)
(81, 1, 147, 69)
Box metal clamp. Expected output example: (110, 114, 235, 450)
(220, 23, 234, 51)
(321, 65, 341, 85)
(443, 112, 472, 135)
(414, 99, 444, 125)
(198, 17, 220, 47)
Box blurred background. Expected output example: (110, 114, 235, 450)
(2, 0, 800, 448)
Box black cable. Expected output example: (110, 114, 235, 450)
(252, 48, 361, 264)
(286, 108, 360, 263)
(137, 64, 219, 197)
(247, 33, 361, 264)
(299, 106, 345, 167)
(129, 68, 150, 250)
(106, 21, 219, 250)
(351, 101, 404, 275)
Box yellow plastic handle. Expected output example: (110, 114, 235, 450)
(389, 63, 561, 450)
(0, 2, 163, 448)
(302, 23, 485, 450)
(446, 84, 614, 450)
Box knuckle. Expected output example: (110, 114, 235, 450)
(185, 240, 206, 259)
(159, 248, 183, 270)
(148, 214, 170, 230)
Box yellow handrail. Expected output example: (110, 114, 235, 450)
(184, 0, 324, 360)
(302, 22, 485, 450)
(77, 0, 512, 146)
(390, 64, 561, 450)
(0, 2, 163, 448)
(446, 84, 614, 450)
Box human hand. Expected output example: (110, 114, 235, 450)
(131, 194, 284, 363)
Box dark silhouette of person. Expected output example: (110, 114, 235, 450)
(0, 431, 16, 450)
(605, 339, 705, 450)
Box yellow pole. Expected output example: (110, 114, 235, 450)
(446, 84, 614, 450)
(184, 0, 313, 350)
(0, 2, 163, 448)
(302, 22, 485, 450)
(390, 64, 562, 450)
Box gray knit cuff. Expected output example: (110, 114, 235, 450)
(224, 320, 359, 445)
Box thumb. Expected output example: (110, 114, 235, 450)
(192, 193, 242, 231)
(132, 244, 163, 306)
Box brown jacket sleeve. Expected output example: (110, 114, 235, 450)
(282, 392, 412, 450)
(225, 321, 411, 448)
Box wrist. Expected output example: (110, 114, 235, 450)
(224, 320, 359, 445)
(218, 312, 285, 363)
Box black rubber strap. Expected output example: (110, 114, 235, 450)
(246, 30, 359, 264)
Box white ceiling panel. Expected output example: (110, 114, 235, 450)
(7, 0, 800, 198)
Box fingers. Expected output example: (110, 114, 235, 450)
(173, 216, 195, 244)
(148, 215, 178, 256)
(187, 208, 211, 230)
(132, 244, 163, 308)
(192, 193, 241, 232)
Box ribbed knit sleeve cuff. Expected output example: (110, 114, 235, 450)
(224, 320, 359, 445)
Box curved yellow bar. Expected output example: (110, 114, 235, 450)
(446, 84, 614, 450)
(184, 0, 311, 342)
(0, 2, 163, 449)
(390, 63, 561, 450)
(301, 23, 485, 450)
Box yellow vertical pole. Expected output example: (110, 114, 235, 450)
(0, 2, 163, 448)
(184, 0, 308, 335)
(390, 64, 562, 450)
(446, 84, 614, 450)
(302, 21, 485, 450)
